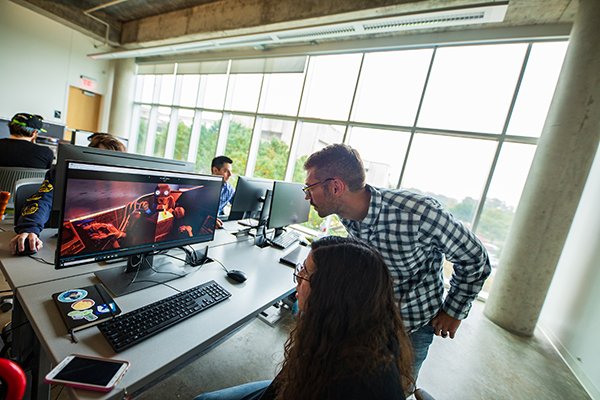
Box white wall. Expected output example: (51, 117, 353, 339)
(540, 145, 600, 399)
(0, 1, 113, 128)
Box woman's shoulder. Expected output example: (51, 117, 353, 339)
(331, 363, 405, 400)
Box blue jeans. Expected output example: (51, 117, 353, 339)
(194, 380, 271, 400)
(409, 324, 434, 382)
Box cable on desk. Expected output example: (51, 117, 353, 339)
(28, 255, 54, 265)
(1, 320, 30, 336)
(52, 383, 65, 400)
(210, 257, 230, 274)
(163, 252, 188, 264)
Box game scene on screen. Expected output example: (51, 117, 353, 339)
(59, 180, 219, 257)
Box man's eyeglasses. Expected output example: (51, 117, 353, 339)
(302, 178, 334, 195)
(293, 262, 311, 284)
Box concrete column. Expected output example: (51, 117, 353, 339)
(107, 58, 136, 139)
(484, 0, 600, 336)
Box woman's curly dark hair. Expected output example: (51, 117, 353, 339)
(275, 236, 413, 399)
(88, 132, 126, 152)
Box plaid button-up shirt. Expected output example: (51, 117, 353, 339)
(341, 185, 491, 332)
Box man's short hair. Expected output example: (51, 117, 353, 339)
(304, 144, 366, 192)
(8, 113, 45, 138)
(88, 133, 127, 152)
(212, 156, 233, 169)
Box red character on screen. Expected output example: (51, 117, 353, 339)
(82, 184, 192, 248)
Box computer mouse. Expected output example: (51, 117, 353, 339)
(17, 241, 37, 256)
(227, 269, 247, 283)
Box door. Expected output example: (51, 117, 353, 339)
(66, 86, 102, 135)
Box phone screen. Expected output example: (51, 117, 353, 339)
(54, 357, 126, 386)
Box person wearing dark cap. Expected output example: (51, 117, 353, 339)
(0, 113, 54, 169)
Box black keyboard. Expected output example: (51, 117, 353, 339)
(98, 280, 231, 352)
(270, 230, 301, 249)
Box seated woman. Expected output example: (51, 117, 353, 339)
(195, 236, 414, 400)
(9, 133, 126, 255)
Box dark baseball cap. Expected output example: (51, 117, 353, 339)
(10, 113, 46, 132)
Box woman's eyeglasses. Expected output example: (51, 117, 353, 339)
(293, 262, 310, 283)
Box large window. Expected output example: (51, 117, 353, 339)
(130, 40, 568, 296)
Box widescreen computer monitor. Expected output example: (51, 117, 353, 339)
(50, 144, 195, 228)
(267, 181, 311, 236)
(71, 130, 129, 148)
(55, 160, 223, 296)
(228, 176, 274, 222)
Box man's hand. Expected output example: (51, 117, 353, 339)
(215, 218, 223, 229)
(431, 310, 461, 339)
(10, 232, 43, 255)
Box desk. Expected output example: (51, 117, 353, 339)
(0, 221, 306, 399)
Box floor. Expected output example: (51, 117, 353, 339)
(127, 301, 590, 400)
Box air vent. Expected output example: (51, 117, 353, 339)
(90, 2, 508, 59)
(363, 12, 486, 32)
(276, 26, 356, 41)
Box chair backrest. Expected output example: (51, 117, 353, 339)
(13, 178, 44, 225)
(0, 358, 26, 400)
(0, 167, 47, 207)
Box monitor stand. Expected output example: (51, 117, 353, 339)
(95, 253, 189, 297)
(254, 225, 270, 248)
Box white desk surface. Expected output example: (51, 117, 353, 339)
(16, 238, 301, 399)
(0, 220, 249, 290)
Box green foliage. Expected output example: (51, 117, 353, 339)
(153, 120, 169, 157)
(254, 137, 289, 180)
(195, 121, 220, 173)
(448, 197, 477, 225)
(477, 198, 514, 246)
(224, 121, 253, 175)
(136, 118, 148, 154)
(174, 121, 192, 161)
(292, 155, 308, 183)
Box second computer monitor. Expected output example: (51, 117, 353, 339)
(228, 176, 274, 221)
(267, 181, 310, 232)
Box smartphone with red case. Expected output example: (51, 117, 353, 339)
(44, 354, 129, 392)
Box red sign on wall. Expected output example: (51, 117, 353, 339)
(80, 75, 97, 92)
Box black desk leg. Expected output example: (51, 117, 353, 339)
(12, 295, 51, 400)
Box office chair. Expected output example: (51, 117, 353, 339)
(0, 358, 26, 400)
(0, 167, 47, 208)
(12, 178, 44, 224)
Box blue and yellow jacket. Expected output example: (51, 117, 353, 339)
(14, 168, 55, 236)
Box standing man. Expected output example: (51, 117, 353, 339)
(0, 113, 54, 169)
(303, 143, 491, 382)
(211, 156, 235, 227)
